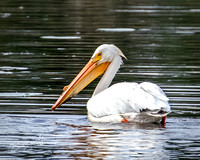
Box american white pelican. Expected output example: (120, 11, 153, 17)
(52, 44, 171, 124)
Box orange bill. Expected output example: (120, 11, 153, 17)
(51, 59, 110, 110)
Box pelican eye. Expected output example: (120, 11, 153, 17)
(94, 52, 102, 62)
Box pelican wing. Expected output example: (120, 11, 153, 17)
(87, 82, 170, 118)
(140, 82, 169, 101)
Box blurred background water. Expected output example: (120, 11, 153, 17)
(0, 0, 200, 159)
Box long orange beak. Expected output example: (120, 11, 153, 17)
(51, 59, 110, 111)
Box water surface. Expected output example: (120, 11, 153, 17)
(0, 0, 200, 159)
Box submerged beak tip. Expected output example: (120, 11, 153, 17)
(51, 105, 56, 111)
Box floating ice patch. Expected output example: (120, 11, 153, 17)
(1, 52, 33, 55)
(57, 48, 66, 50)
(189, 9, 200, 12)
(0, 13, 11, 18)
(50, 77, 64, 80)
(175, 30, 197, 34)
(128, 6, 185, 9)
(113, 9, 160, 13)
(175, 27, 200, 34)
(0, 66, 28, 71)
(97, 28, 135, 32)
(113, 9, 196, 13)
(0, 92, 43, 97)
(139, 28, 151, 31)
(41, 36, 81, 39)
(0, 71, 13, 74)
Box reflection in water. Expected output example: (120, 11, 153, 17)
(53, 118, 200, 159)
(87, 123, 169, 159)
(0, 114, 200, 159)
(51, 120, 170, 159)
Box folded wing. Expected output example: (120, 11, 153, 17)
(87, 82, 170, 118)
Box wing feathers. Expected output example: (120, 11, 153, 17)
(140, 82, 169, 101)
(87, 82, 170, 118)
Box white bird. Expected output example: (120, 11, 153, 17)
(52, 44, 171, 124)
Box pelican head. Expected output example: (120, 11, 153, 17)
(51, 44, 126, 111)
(91, 44, 127, 64)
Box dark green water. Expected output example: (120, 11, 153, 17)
(0, 0, 200, 159)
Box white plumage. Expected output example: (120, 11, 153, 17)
(52, 44, 171, 123)
(87, 82, 170, 123)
